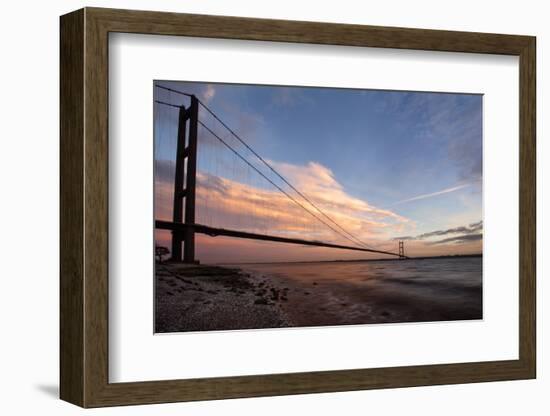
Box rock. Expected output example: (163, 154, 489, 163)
(254, 298, 268, 305)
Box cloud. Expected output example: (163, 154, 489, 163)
(202, 84, 216, 103)
(271, 87, 312, 107)
(154, 159, 175, 184)
(271, 161, 411, 225)
(426, 233, 482, 245)
(469, 220, 483, 230)
(374, 92, 482, 182)
(156, 158, 413, 247)
(447, 113, 483, 181)
(394, 220, 482, 246)
(207, 101, 265, 142)
(272, 88, 296, 106)
(394, 236, 415, 241)
(391, 183, 472, 206)
(417, 221, 483, 239)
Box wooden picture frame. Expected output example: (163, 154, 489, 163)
(60, 7, 536, 408)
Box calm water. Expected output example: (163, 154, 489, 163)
(239, 257, 482, 326)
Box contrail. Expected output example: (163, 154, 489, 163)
(392, 183, 471, 206)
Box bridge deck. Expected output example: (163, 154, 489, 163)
(155, 220, 405, 258)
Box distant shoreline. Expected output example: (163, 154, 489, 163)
(219, 253, 482, 266)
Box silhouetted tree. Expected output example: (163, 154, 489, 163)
(155, 246, 170, 263)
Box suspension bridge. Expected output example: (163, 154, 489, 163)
(154, 84, 407, 263)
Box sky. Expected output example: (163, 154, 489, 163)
(154, 81, 483, 263)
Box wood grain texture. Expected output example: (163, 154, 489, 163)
(84, 9, 110, 406)
(518, 38, 536, 375)
(90, 7, 532, 54)
(59, 8, 84, 407)
(59, 7, 537, 408)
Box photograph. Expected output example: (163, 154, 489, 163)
(153, 80, 483, 333)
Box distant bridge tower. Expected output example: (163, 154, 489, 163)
(398, 241, 405, 259)
(171, 95, 199, 263)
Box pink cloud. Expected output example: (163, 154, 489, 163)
(155, 159, 421, 262)
(272, 161, 410, 225)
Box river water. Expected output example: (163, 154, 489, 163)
(239, 256, 482, 327)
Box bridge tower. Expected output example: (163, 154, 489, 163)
(171, 95, 199, 263)
(398, 241, 405, 259)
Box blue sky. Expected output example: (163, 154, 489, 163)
(154, 81, 482, 261)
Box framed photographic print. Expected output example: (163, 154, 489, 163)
(60, 7, 536, 407)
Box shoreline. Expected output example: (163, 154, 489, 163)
(155, 258, 482, 333)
